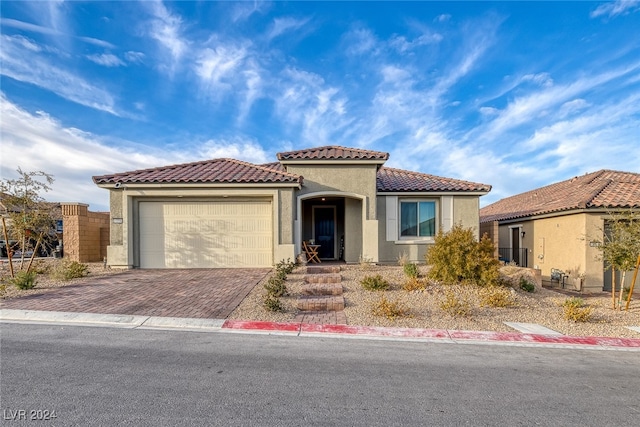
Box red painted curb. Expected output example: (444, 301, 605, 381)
(222, 320, 640, 348)
(222, 320, 300, 332)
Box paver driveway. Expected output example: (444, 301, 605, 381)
(0, 269, 270, 319)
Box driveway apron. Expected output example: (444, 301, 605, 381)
(0, 269, 270, 319)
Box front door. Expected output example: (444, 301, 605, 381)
(313, 206, 336, 259)
(511, 227, 521, 266)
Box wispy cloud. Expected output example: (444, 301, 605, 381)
(146, 1, 188, 72)
(124, 51, 145, 63)
(195, 43, 250, 96)
(0, 18, 116, 49)
(591, 0, 640, 18)
(0, 35, 119, 115)
(267, 16, 310, 40)
(86, 53, 126, 67)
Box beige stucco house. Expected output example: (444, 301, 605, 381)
(93, 146, 490, 269)
(480, 170, 640, 293)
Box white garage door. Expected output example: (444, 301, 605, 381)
(139, 200, 273, 268)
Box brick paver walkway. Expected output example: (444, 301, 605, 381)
(1, 269, 270, 319)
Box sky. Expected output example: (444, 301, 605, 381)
(1, 1, 639, 212)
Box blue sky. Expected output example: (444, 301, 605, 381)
(1, 1, 639, 212)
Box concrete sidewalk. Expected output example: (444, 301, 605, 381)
(2, 309, 640, 351)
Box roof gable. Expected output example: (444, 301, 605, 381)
(92, 158, 302, 185)
(480, 170, 640, 222)
(377, 167, 491, 193)
(277, 145, 389, 162)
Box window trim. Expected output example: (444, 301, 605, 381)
(398, 198, 438, 241)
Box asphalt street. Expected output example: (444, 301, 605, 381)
(1, 323, 639, 426)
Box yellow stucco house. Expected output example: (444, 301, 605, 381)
(480, 170, 640, 293)
(93, 145, 490, 269)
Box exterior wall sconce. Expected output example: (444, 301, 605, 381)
(521, 231, 526, 238)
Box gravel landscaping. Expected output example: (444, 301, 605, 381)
(230, 264, 640, 339)
(3, 259, 638, 339)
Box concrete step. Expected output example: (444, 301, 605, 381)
(298, 295, 345, 311)
(306, 266, 341, 274)
(304, 273, 341, 284)
(301, 283, 343, 296)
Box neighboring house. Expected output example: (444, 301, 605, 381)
(93, 145, 490, 269)
(480, 170, 640, 293)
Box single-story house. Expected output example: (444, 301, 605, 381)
(93, 145, 490, 269)
(479, 170, 640, 293)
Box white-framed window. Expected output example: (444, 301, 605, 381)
(399, 200, 437, 238)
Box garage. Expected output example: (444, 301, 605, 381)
(138, 199, 273, 268)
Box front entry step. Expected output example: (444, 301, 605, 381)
(301, 283, 343, 296)
(298, 295, 345, 311)
(306, 266, 341, 274)
(294, 310, 347, 325)
(304, 274, 341, 284)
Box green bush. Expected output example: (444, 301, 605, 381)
(426, 225, 500, 286)
(275, 258, 296, 275)
(263, 294, 284, 312)
(519, 277, 535, 293)
(264, 276, 288, 297)
(403, 262, 419, 278)
(9, 270, 37, 290)
(51, 260, 89, 281)
(360, 275, 390, 291)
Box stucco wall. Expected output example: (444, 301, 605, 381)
(377, 194, 482, 264)
(500, 213, 602, 291)
(285, 164, 378, 220)
(344, 198, 363, 262)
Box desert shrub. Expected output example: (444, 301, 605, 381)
(439, 289, 472, 317)
(360, 274, 390, 291)
(519, 277, 535, 293)
(480, 286, 516, 308)
(359, 254, 374, 270)
(30, 260, 50, 275)
(371, 294, 411, 320)
(264, 276, 288, 297)
(275, 258, 296, 275)
(263, 294, 284, 312)
(561, 297, 593, 322)
(396, 252, 409, 266)
(403, 277, 426, 291)
(622, 287, 632, 301)
(403, 262, 419, 278)
(8, 270, 37, 290)
(426, 225, 500, 286)
(51, 260, 88, 281)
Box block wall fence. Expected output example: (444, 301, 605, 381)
(61, 203, 109, 262)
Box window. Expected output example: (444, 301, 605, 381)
(400, 201, 436, 238)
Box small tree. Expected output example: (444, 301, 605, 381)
(590, 210, 640, 310)
(425, 224, 500, 286)
(0, 168, 56, 275)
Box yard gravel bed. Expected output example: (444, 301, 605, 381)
(230, 264, 640, 339)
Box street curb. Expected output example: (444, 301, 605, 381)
(0, 309, 224, 331)
(221, 320, 640, 350)
(3, 309, 639, 349)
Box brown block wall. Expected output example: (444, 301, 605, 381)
(62, 203, 110, 262)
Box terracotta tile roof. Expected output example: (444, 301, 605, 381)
(92, 158, 302, 185)
(277, 145, 389, 161)
(480, 170, 640, 223)
(377, 167, 491, 192)
(260, 161, 285, 172)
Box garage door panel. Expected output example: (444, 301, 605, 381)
(139, 201, 273, 268)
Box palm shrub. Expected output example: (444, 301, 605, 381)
(426, 225, 500, 286)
